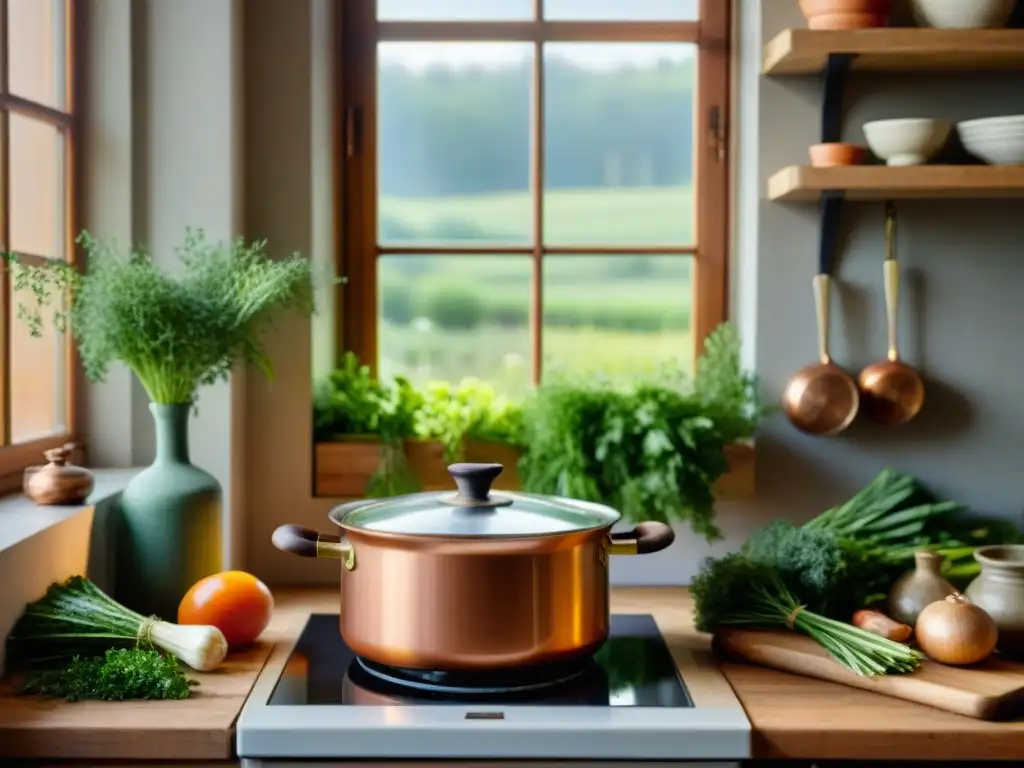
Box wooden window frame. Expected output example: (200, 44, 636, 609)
(336, 0, 730, 381)
(0, 0, 82, 493)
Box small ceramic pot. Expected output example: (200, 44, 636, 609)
(887, 550, 956, 626)
(809, 142, 867, 167)
(965, 545, 1024, 658)
(23, 443, 94, 505)
(799, 0, 891, 29)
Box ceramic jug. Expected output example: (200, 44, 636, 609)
(965, 545, 1024, 657)
(887, 550, 956, 626)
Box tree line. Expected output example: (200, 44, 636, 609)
(379, 54, 696, 198)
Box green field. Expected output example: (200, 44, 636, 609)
(380, 186, 695, 246)
(358, 186, 696, 397)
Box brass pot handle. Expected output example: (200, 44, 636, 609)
(272, 524, 351, 561)
(609, 522, 676, 556)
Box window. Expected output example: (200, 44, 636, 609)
(0, 0, 78, 489)
(338, 0, 729, 400)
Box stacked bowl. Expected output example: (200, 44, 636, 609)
(957, 116, 1024, 166)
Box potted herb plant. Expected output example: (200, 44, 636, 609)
(313, 352, 422, 497)
(313, 363, 527, 496)
(7, 230, 316, 619)
(518, 323, 763, 541)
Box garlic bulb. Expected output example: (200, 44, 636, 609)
(914, 593, 998, 666)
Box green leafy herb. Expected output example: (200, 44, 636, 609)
(803, 468, 1022, 593)
(19, 649, 197, 702)
(518, 322, 764, 539)
(692, 553, 923, 677)
(313, 352, 422, 496)
(415, 378, 524, 460)
(6, 229, 317, 405)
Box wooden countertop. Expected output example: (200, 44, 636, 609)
(3, 586, 1023, 762)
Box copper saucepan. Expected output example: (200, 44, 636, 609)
(273, 462, 675, 671)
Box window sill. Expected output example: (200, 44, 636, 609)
(0, 468, 139, 555)
(313, 439, 756, 500)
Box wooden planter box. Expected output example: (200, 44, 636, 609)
(314, 439, 753, 500)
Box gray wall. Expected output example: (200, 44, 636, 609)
(753, 0, 1024, 536)
(80, 0, 1024, 586)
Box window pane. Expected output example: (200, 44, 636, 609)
(10, 114, 66, 258)
(10, 280, 67, 442)
(544, 0, 699, 20)
(543, 255, 692, 381)
(543, 44, 695, 247)
(378, 43, 532, 246)
(8, 0, 68, 109)
(378, 0, 532, 20)
(379, 255, 531, 399)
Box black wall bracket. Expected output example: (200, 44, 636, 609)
(818, 53, 856, 276)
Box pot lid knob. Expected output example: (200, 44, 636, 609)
(448, 463, 508, 507)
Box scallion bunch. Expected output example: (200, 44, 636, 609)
(692, 553, 923, 677)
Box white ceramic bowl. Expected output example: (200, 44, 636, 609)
(863, 118, 952, 167)
(958, 115, 1024, 165)
(910, 0, 1015, 28)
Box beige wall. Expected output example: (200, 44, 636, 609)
(82, 0, 247, 568)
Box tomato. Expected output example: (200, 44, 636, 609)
(178, 571, 274, 648)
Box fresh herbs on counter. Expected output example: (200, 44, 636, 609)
(692, 553, 923, 677)
(19, 648, 197, 702)
(7, 576, 229, 701)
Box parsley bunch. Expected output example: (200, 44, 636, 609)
(518, 323, 765, 539)
(20, 649, 197, 702)
(7, 229, 316, 405)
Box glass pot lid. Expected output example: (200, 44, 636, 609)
(331, 463, 621, 537)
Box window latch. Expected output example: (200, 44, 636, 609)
(708, 105, 726, 163)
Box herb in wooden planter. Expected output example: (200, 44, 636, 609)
(519, 323, 764, 540)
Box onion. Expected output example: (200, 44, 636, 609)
(914, 593, 998, 666)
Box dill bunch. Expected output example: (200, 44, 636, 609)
(19, 648, 197, 702)
(6, 229, 316, 405)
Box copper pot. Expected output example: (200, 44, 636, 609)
(272, 462, 675, 671)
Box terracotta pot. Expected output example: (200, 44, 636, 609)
(965, 545, 1024, 658)
(273, 462, 676, 671)
(809, 142, 867, 167)
(799, 0, 891, 29)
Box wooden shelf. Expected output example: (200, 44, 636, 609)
(767, 165, 1024, 202)
(764, 29, 1024, 75)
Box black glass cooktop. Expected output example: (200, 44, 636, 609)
(269, 613, 693, 708)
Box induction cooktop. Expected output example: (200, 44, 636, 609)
(269, 613, 692, 707)
(237, 613, 750, 762)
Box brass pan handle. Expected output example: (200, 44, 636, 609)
(609, 522, 676, 556)
(272, 524, 350, 560)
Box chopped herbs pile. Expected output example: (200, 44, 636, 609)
(692, 553, 923, 677)
(19, 648, 197, 702)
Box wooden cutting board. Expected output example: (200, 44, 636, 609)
(714, 628, 1024, 721)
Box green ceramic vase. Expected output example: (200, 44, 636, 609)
(116, 403, 223, 619)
